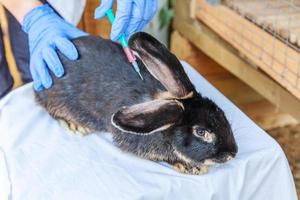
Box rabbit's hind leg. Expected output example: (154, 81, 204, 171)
(58, 118, 91, 136)
(173, 163, 209, 175)
(173, 162, 188, 173)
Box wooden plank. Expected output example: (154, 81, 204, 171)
(190, 0, 197, 19)
(289, 27, 300, 46)
(172, 0, 300, 121)
(240, 100, 298, 129)
(78, 0, 115, 37)
(196, 0, 300, 100)
(170, 31, 198, 60)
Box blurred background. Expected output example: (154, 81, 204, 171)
(1, 0, 300, 197)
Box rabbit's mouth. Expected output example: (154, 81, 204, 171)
(203, 153, 235, 165)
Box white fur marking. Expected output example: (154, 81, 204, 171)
(173, 146, 217, 167)
(174, 100, 185, 111)
(192, 126, 216, 143)
(173, 147, 194, 164)
(111, 113, 174, 136)
(203, 132, 216, 143)
(203, 159, 216, 166)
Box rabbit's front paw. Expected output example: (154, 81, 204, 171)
(173, 163, 209, 175)
(191, 165, 209, 175)
(58, 119, 91, 136)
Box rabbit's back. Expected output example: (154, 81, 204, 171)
(35, 36, 164, 131)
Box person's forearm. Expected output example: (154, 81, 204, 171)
(0, 0, 42, 23)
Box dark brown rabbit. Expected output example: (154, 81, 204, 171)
(35, 32, 238, 175)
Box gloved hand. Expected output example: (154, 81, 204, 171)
(22, 4, 87, 91)
(95, 0, 157, 41)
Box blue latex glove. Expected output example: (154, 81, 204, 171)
(22, 4, 87, 91)
(94, 0, 157, 41)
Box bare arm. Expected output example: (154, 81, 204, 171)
(0, 0, 42, 23)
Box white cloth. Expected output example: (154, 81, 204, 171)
(0, 62, 297, 200)
(47, 0, 86, 25)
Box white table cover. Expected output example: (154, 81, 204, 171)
(0, 62, 297, 200)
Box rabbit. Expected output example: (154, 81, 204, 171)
(35, 32, 238, 175)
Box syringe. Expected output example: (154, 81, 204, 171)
(106, 9, 143, 80)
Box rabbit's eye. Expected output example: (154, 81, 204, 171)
(192, 126, 216, 143)
(196, 128, 205, 137)
(193, 126, 208, 137)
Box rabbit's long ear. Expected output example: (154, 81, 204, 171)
(129, 32, 195, 99)
(111, 100, 184, 135)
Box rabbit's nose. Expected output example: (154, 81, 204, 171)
(225, 151, 238, 161)
(215, 152, 235, 163)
